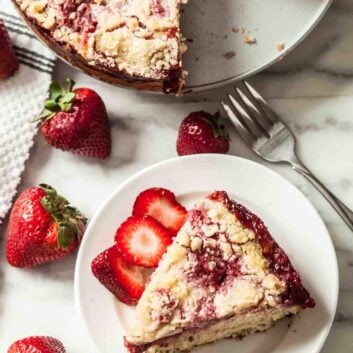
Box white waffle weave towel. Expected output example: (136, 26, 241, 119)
(0, 0, 56, 223)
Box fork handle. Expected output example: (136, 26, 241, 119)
(292, 161, 353, 232)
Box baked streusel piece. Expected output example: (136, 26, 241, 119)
(15, 0, 187, 93)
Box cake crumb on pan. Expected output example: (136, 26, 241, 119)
(223, 51, 236, 59)
(276, 42, 285, 51)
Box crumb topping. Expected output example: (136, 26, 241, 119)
(243, 34, 256, 44)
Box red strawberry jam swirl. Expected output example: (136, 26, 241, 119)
(150, 0, 168, 16)
(57, 0, 97, 35)
(163, 67, 182, 94)
(186, 209, 241, 292)
(208, 191, 315, 309)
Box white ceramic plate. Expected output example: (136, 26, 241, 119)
(75, 155, 338, 353)
(182, 0, 332, 92)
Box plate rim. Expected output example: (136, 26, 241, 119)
(74, 154, 339, 353)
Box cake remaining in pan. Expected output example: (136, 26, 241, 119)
(15, 0, 187, 93)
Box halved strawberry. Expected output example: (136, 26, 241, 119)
(132, 188, 187, 234)
(91, 246, 144, 305)
(115, 216, 172, 268)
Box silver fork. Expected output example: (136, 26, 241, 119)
(221, 81, 353, 232)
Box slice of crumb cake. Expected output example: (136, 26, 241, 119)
(125, 191, 315, 353)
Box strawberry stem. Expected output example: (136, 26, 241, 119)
(35, 79, 76, 123)
(67, 78, 75, 92)
(200, 111, 230, 140)
(39, 184, 87, 248)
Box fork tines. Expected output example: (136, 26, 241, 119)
(221, 81, 281, 145)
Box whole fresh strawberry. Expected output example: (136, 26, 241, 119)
(0, 20, 19, 79)
(8, 336, 65, 353)
(37, 79, 111, 159)
(6, 184, 87, 268)
(176, 111, 230, 155)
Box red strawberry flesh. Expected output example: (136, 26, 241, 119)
(91, 246, 144, 305)
(8, 336, 65, 353)
(115, 215, 172, 268)
(133, 188, 187, 234)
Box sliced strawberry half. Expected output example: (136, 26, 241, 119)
(115, 216, 172, 268)
(132, 188, 187, 234)
(91, 246, 144, 305)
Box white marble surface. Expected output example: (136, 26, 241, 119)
(1, 0, 353, 352)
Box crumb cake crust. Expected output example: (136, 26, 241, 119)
(125, 191, 315, 353)
(13, 0, 186, 93)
